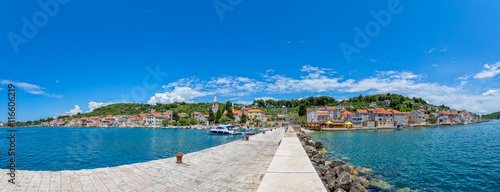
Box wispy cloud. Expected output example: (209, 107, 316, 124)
(428, 48, 436, 53)
(0, 80, 63, 98)
(439, 48, 448, 53)
(474, 61, 500, 79)
(482, 89, 500, 96)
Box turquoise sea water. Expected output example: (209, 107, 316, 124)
(0, 127, 239, 171)
(309, 120, 500, 191)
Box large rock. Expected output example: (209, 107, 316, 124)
(314, 164, 328, 176)
(314, 141, 324, 149)
(323, 171, 336, 185)
(334, 188, 346, 192)
(350, 183, 368, 192)
(334, 171, 352, 191)
(304, 145, 318, 158)
(333, 164, 350, 177)
(307, 139, 315, 146)
(353, 176, 369, 187)
(311, 153, 323, 164)
(328, 160, 347, 169)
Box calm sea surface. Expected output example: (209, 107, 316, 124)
(0, 127, 239, 171)
(309, 120, 500, 192)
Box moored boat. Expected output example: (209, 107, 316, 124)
(209, 124, 235, 135)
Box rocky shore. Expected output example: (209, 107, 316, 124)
(298, 131, 416, 192)
(297, 131, 370, 192)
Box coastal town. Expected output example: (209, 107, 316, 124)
(0, 96, 483, 130)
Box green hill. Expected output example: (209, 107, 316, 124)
(482, 111, 500, 119)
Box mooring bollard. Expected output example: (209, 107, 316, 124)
(176, 153, 183, 164)
(263, 131, 265, 134)
(246, 136, 249, 141)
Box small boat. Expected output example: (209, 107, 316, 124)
(396, 125, 403, 130)
(209, 124, 235, 135)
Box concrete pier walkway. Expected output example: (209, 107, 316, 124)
(0, 129, 284, 192)
(257, 129, 327, 192)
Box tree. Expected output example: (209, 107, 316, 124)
(298, 104, 307, 116)
(426, 117, 437, 124)
(161, 120, 170, 126)
(173, 111, 180, 122)
(219, 116, 230, 123)
(208, 110, 215, 123)
(189, 118, 197, 125)
(225, 101, 232, 111)
(239, 114, 248, 124)
(227, 109, 235, 120)
(215, 109, 222, 124)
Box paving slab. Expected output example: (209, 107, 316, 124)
(257, 131, 327, 192)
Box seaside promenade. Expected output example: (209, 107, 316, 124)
(0, 129, 284, 192)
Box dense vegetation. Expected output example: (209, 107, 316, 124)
(482, 111, 500, 119)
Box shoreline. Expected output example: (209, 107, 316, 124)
(306, 120, 491, 132)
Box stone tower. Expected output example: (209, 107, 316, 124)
(212, 96, 219, 113)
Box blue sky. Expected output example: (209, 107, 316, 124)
(1, 0, 500, 122)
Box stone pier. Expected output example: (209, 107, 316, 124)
(257, 129, 327, 192)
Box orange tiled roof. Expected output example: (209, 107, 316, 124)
(357, 109, 368, 114)
(318, 112, 328, 116)
(326, 107, 337, 110)
(248, 109, 263, 113)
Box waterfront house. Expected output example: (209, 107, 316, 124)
(355, 109, 369, 122)
(388, 109, 406, 125)
(449, 109, 458, 114)
(178, 113, 189, 118)
(145, 114, 168, 127)
(248, 109, 265, 120)
(338, 103, 352, 109)
(326, 107, 339, 120)
(437, 111, 451, 124)
(384, 100, 391, 106)
(0, 121, 4, 127)
(409, 110, 426, 124)
(370, 102, 377, 107)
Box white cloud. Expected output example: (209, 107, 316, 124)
(482, 89, 500, 96)
(440, 48, 448, 53)
(65, 105, 82, 116)
(428, 49, 435, 53)
(457, 75, 471, 86)
(148, 87, 208, 104)
(254, 96, 278, 101)
(474, 61, 500, 79)
(87, 101, 114, 112)
(432, 64, 438, 67)
(55, 80, 60, 83)
(370, 59, 378, 63)
(0, 80, 62, 98)
(150, 65, 500, 114)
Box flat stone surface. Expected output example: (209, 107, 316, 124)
(257, 130, 327, 192)
(0, 129, 284, 192)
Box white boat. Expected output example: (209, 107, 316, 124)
(396, 125, 403, 130)
(209, 124, 235, 135)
